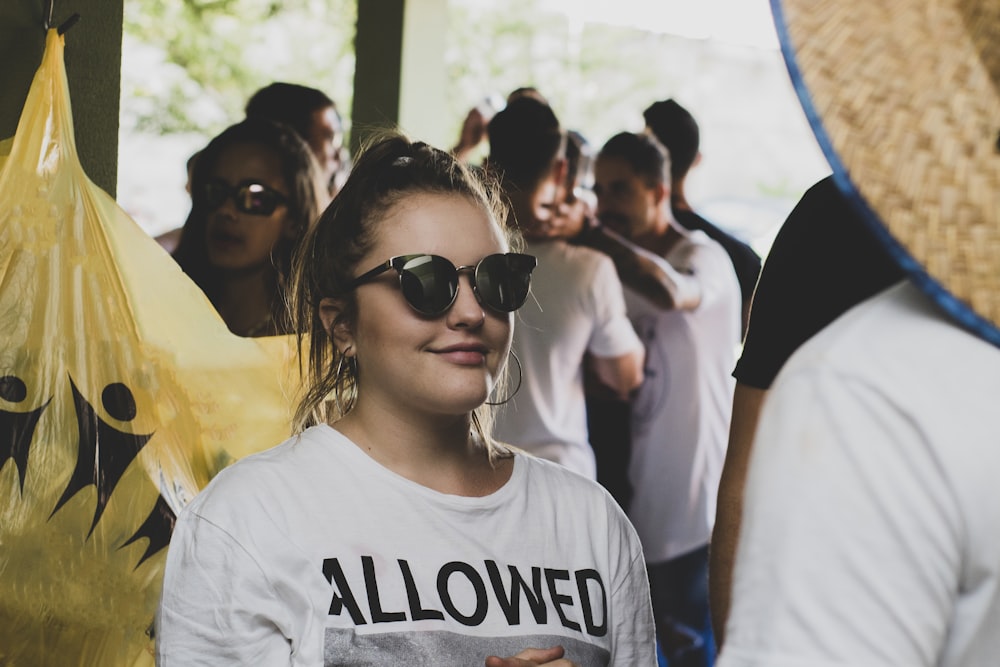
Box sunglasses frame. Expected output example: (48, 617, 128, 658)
(350, 252, 537, 316)
(203, 178, 289, 217)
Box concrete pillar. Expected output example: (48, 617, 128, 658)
(397, 0, 448, 147)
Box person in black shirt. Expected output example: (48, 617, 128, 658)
(644, 99, 762, 335)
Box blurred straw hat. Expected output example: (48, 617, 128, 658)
(771, 0, 1000, 345)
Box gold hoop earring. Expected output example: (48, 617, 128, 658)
(485, 349, 522, 406)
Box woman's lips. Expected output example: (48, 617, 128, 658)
(434, 345, 488, 366)
(207, 230, 243, 252)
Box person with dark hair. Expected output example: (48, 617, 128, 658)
(245, 81, 348, 195)
(485, 96, 646, 480)
(156, 132, 657, 666)
(171, 117, 328, 337)
(590, 131, 741, 667)
(643, 99, 761, 334)
(643, 100, 700, 189)
(449, 87, 551, 168)
(506, 86, 548, 105)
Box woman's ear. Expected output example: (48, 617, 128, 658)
(318, 297, 354, 350)
(652, 181, 669, 207)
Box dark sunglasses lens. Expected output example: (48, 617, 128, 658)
(239, 184, 279, 216)
(399, 255, 458, 315)
(476, 254, 536, 312)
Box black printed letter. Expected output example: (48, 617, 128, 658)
(437, 561, 488, 626)
(398, 559, 444, 621)
(485, 560, 547, 625)
(362, 555, 406, 623)
(322, 558, 367, 624)
(545, 568, 581, 632)
(575, 569, 607, 636)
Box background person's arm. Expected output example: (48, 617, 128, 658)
(590, 348, 645, 400)
(576, 222, 701, 311)
(709, 382, 766, 646)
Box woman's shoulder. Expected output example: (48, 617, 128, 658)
(511, 452, 641, 549)
(512, 451, 624, 511)
(184, 425, 340, 513)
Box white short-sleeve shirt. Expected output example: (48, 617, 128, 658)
(494, 239, 643, 478)
(156, 425, 657, 666)
(720, 282, 1000, 667)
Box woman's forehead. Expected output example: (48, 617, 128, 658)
(368, 192, 507, 258)
(211, 142, 284, 181)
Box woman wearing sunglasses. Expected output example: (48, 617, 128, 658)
(156, 134, 656, 666)
(172, 117, 328, 336)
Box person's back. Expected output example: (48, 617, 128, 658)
(724, 280, 1000, 666)
(486, 97, 644, 478)
(709, 175, 906, 643)
(502, 238, 643, 476)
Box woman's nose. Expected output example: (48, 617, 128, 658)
(447, 273, 485, 327)
(210, 193, 239, 218)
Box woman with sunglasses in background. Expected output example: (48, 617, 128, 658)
(156, 134, 656, 666)
(172, 117, 328, 337)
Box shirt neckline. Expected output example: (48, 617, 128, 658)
(313, 423, 525, 510)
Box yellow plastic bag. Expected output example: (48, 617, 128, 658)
(0, 30, 299, 665)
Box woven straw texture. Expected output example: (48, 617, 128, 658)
(781, 0, 1000, 327)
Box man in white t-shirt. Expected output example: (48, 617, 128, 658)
(588, 131, 741, 667)
(720, 281, 1000, 667)
(718, 1, 1000, 665)
(486, 97, 645, 480)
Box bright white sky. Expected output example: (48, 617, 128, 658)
(542, 0, 778, 49)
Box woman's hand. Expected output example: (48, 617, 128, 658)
(484, 645, 580, 666)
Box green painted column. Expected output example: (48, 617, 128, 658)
(0, 0, 123, 197)
(350, 0, 449, 153)
(350, 0, 405, 152)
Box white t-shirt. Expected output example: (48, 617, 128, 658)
(156, 425, 657, 667)
(494, 239, 643, 479)
(720, 282, 1000, 667)
(625, 230, 740, 563)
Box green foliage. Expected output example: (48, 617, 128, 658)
(442, 1, 689, 148)
(122, 0, 356, 136)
